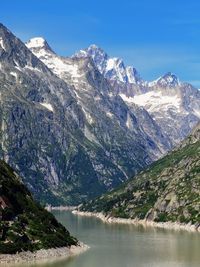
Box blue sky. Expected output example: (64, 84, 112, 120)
(1, 0, 200, 86)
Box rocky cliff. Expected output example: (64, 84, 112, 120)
(0, 23, 172, 205)
(0, 22, 199, 205)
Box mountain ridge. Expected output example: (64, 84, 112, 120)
(0, 23, 168, 205)
(0, 22, 199, 205)
(80, 123, 200, 227)
(27, 37, 200, 146)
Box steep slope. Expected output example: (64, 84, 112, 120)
(2, 23, 199, 206)
(0, 23, 164, 205)
(27, 37, 172, 160)
(73, 44, 142, 84)
(0, 23, 98, 205)
(0, 160, 77, 254)
(123, 73, 200, 145)
(74, 45, 200, 146)
(81, 124, 200, 226)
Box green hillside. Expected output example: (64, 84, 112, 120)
(81, 124, 200, 226)
(0, 160, 77, 254)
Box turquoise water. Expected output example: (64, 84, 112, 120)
(31, 211, 200, 267)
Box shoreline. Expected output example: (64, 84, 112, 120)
(0, 242, 89, 265)
(45, 205, 77, 211)
(72, 210, 200, 233)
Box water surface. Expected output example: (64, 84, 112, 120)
(26, 211, 200, 267)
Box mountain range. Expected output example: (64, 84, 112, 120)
(80, 123, 200, 227)
(72, 43, 200, 145)
(0, 23, 200, 205)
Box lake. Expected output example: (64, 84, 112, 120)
(31, 211, 200, 267)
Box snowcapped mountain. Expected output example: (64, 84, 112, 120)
(26, 37, 79, 79)
(0, 22, 199, 206)
(73, 44, 200, 145)
(0, 23, 172, 206)
(74, 44, 108, 74)
(26, 37, 172, 159)
(26, 37, 53, 52)
(148, 72, 180, 88)
(27, 37, 200, 147)
(73, 44, 142, 84)
(119, 73, 200, 145)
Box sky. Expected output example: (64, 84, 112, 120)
(1, 0, 200, 87)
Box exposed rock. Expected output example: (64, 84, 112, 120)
(81, 124, 200, 226)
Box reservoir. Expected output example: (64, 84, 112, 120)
(23, 210, 200, 267)
(49, 211, 200, 267)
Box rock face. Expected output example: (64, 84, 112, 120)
(0, 22, 199, 206)
(81, 123, 200, 226)
(27, 36, 172, 160)
(73, 45, 200, 146)
(0, 159, 77, 254)
(130, 75, 200, 145)
(72, 44, 142, 84)
(0, 23, 168, 205)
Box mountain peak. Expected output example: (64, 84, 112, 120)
(87, 44, 108, 57)
(126, 66, 141, 84)
(157, 72, 180, 87)
(73, 44, 142, 84)
(27, 37, 46, 47)
(149, 72, 180, 88)
(73, 43, 108, 73)
(0, 24, 47, 71)
(0, 23, 11, 34)
(88, 44, 102, 50)
(0, 23, 12, 52)
(73, 44, 106, 56)
(26, 37, 54, 53)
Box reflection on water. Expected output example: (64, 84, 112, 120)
(8, 211, 200, 267)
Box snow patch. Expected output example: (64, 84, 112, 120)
(108, 92, 114, 97)
(193, 109, 200, 118)
(10, 71, 18, 79)
(148, 78, 160, 87)
(119, 94, 135, 104)
(30, 48, 83, 79)
(126, 66, 141, 84)
(82, 108, 94, 124)
(120, 92, 181, 112)
(126, 66, 135, 83)
(25, 65, 42, 73)
(32, 48, 51, 58)
(0, 37, 5, 50)
(126, 113, 133, 129)
(132, 91, 181, 111)
(106, 111, 114, 118)
(40, 103, 54, 112)
(27, 40, 84, 79)
(105, 58, 127, 83)
(106, 58, 118, 71)
(94, 95, 101, 101)
(75, 49, 88, 57)
(26, 37, 46, 48)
